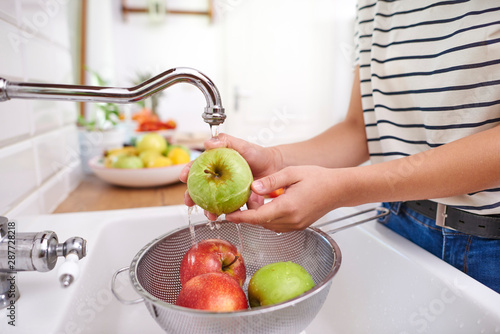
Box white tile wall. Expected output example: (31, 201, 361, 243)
(34, 128, 66, 183)
(0, 2, 82, 219)
(0, 19, 25, 78)
(65, 161, 83, 193)
(39, 168, 69, 213)
(0, 99, 32, 147)
(2, 191, 42, 219)
(0, 141, 38, 214)
(24, 36, 74, 83)
(30, 99, 64, 135)
(19, 0, 72, 48)
(0, 2, 18, 21)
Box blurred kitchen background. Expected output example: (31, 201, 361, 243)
(0, 0, 356, 218)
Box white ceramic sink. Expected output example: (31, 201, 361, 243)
(1, 205, 499, 334)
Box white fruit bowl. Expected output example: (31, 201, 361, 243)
(88, 155, 187, 188)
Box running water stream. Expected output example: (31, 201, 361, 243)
(210, 124, 219, 139)
(187, 206, 196, 246)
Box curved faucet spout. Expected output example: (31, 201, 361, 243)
(0, 67, 226, 126)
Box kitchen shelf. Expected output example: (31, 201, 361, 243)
(121, 0, 213, 23)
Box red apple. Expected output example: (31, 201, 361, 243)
(175, 272, 248, 312)
(179, 239, 246, 286)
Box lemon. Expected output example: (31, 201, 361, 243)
(168, 147, 191, 165)
(166, 144, 189, 156)
(149, 156, 173, 168)
(136, 133, 167, 154)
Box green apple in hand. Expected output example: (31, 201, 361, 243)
(187, 148, 253, 216)
(248, 261, 315, 307)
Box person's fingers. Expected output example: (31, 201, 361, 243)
(226, 166, 333, 232)
(205, 211, 218, 221)
(226, 202, 310, 233)
(179, 160, 194, 183)
(246, 192, 265, 210)
(251, 167, 297, 195)
(184, 190, 196, 207)
(226, 197, 285, 225)
(204, 133, 246, 151)
(204, 133, 261, 164)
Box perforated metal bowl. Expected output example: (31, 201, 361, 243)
(112, 207, 388, 334)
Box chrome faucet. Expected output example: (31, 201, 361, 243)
(0, 67, 226, 126)
(0, 216, 87, 309)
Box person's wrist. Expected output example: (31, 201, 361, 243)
(268, 145, 286, 172)
(328, 167, 365, 208)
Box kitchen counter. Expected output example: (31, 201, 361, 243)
(54, 174, 187, 213)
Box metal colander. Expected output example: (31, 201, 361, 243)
(112, 207, 388, 334)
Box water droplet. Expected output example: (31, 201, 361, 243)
(207, 220, 216, 230)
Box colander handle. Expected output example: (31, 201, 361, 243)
(314, 206, 390, 234)
(111, 267, 144, 305)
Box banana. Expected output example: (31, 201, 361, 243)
(105, 146, 138, 157)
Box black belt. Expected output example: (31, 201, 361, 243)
(403, 200, 500, 239)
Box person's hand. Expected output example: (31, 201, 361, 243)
(179, 133, 283, 220)
(225, 165, 347, 232)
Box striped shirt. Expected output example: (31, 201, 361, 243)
(354, 0, 500, 214)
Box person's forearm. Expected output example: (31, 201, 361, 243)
(341, 124, 500, 207)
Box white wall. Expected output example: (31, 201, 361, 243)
(86, 0, 356, 140)
(220, 0, 357, 146)
(0, 1, 82, 219)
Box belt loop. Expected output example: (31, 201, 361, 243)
(390, 202, 402, 215)
(436, 203, 447, 227)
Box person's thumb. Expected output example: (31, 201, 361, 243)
(251, 168, 295, 195)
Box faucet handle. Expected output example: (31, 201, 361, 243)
(56, 237, 87, 288)
(56, 237, 87, 260)
(58, 253, 81, 288)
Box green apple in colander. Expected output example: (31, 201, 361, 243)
(187, 148, 253, 217)
(248, 261, 315, 307)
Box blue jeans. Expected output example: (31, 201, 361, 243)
(378, 202, 500, 294)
